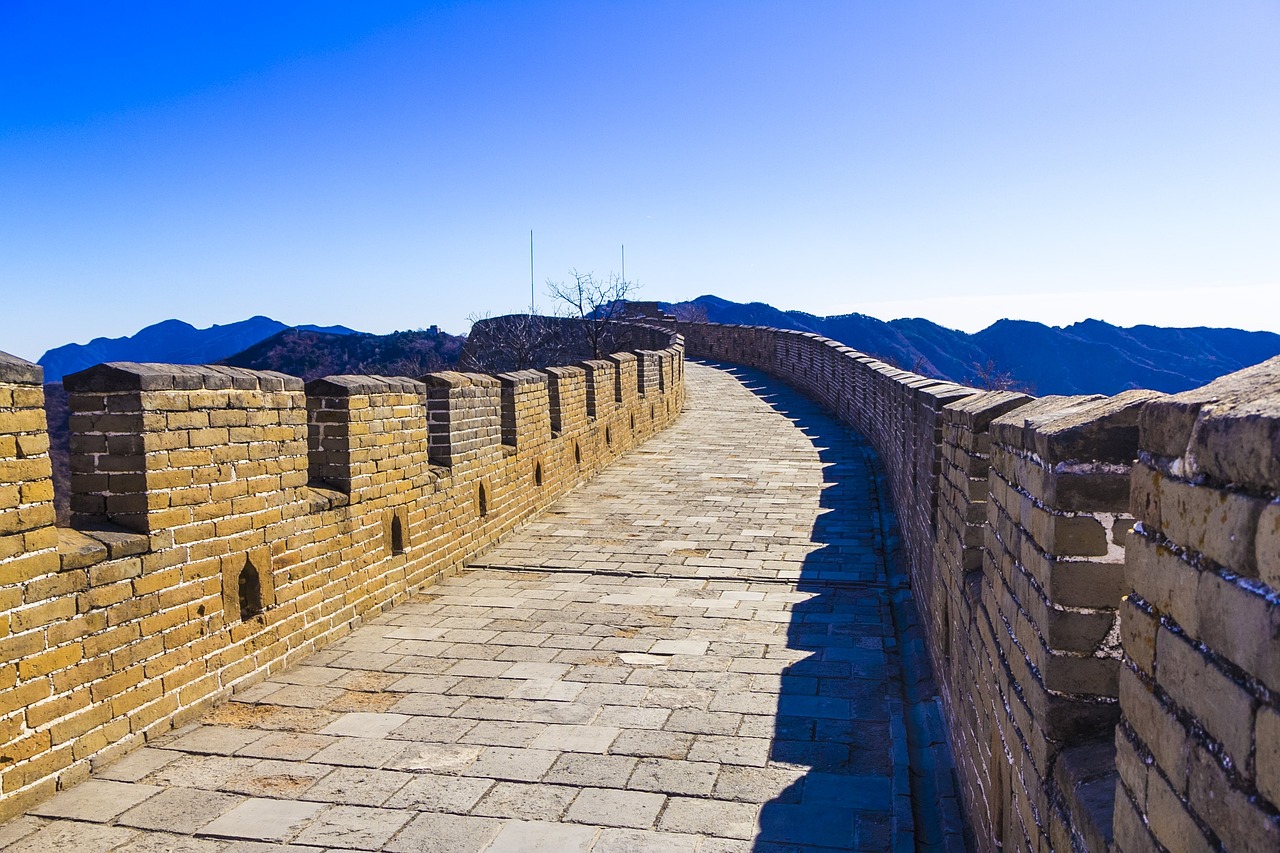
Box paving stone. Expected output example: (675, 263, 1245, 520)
(94, 747, 180, 782)
(529, 724, 621, 753)
(383, 773, 495, 813)
(543, 752, 638, 788)
(590, 827, 701, 852)
(714, 766, 805, 804)
(687, 734, 772, 766)
(757, 802, 858, 848)
(457, 720, 546, 747)
(310, 736, 414, 768)
(565, 787, 665, 829)
(268, 685, 346, 709)
(5, 820, 140, 853)
(471, 780, 577, 820)
(235, 732, 335, 761)
(0, 816, 42, 849)
(483, 819, 598, 852)
(627, 758, 720, 796)
(383, 812, 503, 852)
(509, 679, 586, 701)
(501, 661, 572, 680)
(388, 742, 483, 774)
(594, 705, 671, 729)
(609, 730, 694, 759)
(217, 840, 323, 853)
(291, 804, 412, 849)
(300, 766, 412, 806)
(140, 754, 255, 790)
(117, 786, 245, 833)
(160, 726, 267, 756)
(461, 746, 560, 781)
(657, 796, 760, 839)
(317, 712, 411, 738)
(29, 779, 163, 822)
(219, 758, 332, 798)
(649, 639, 710, 656)
(115, 833, 228, 853)
(199, 798, 325, 842)
(664, 710, 741, 735)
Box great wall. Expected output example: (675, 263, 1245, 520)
(1, 318, 1278, 850)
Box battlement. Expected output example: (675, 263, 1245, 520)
(0, 328, 685, 819)
(675, 321, 1280, 852)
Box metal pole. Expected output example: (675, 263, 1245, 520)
(530, 230, 535, 315)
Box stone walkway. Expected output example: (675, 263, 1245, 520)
(0, 362, 963, 852)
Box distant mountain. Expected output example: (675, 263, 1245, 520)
(220, 327, 465, 381)
(662, 295, 1280, 395)
(38, 316, 360, 381)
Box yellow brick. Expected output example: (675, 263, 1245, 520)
(18, 643, 83, 680)
(26, 687, 92, 729)
(0, 679, 51, 717)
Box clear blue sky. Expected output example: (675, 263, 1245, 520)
(3, 1, 1278, 361)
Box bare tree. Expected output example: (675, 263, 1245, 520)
(670, 301, 709, 323)
(544, 270, 641, 359)
(461, 312, 572, 373)
(971, 359, 1034, 394)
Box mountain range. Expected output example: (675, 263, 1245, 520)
(32, 298, 1280, 397)
(661, 295, 1280, 395)
(38, 316, 361, 382)
(221, 327, 465, 381)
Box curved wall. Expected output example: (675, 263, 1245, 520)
(676, 321, 1280, 852)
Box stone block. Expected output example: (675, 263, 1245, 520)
(1156, 473, 1266, 576)
(1156, 627, 1255, 773)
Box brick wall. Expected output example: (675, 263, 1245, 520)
(981, 390, 1156, 852)
(677, 321, 1280, 850)
(1117, 358, 1280, 851)
(0, 328, 684, 820)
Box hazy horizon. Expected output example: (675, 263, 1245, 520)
(4, 2, 1278, 361)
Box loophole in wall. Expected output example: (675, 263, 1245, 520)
(477, 483, 488, 517)
(238, 558, 263, 621)
(605, 426, 612, 446)
(534, 461, 543, 487)
(390, 513, 405, 555)
(574, 442, 582, 465)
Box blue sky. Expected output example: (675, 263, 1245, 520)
(3, 1, 1278, 361)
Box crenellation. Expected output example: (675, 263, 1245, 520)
(633, 349, 660, 397)
(0, 327, 686, 820)
(543, 364, 587, 436)
(497, 369, 552, 452)
(607, 351, 639, 407)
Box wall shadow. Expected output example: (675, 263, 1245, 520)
(702, 362, 965, 852)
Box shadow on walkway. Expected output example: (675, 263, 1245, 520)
(703, 363, 967, 852)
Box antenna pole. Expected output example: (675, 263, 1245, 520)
(621, 244, 625, 282)
(529, 230, 535, 315)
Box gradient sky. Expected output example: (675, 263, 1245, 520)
(3, 1, 1278, 361)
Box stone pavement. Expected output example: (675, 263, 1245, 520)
(1, 361, 964, 852)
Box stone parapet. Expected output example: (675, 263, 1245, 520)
(1116, 356, 1280, 852)
(675, 322, 1280, 851)
(0, 323, 685, 820)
